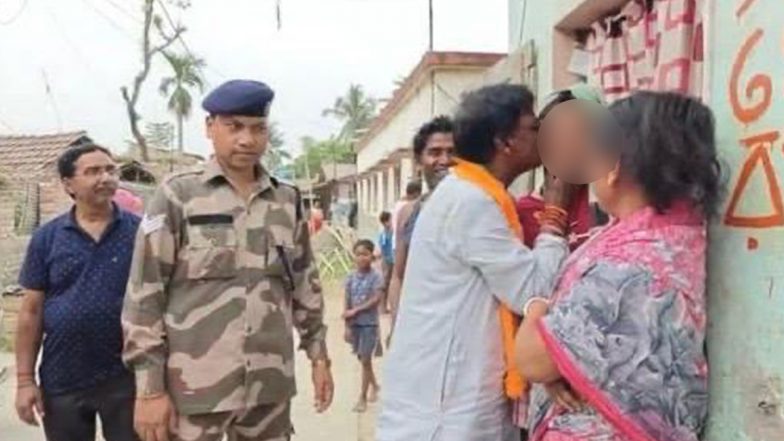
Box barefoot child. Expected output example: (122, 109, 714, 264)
(343, 239, 383, 413)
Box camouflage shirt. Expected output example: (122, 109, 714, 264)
(122, 159, 328, 415)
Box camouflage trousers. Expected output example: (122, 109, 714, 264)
(173, 401, 292, 441)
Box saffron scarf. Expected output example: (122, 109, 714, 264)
(452, 158, 527, 399)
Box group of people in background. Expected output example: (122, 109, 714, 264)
(12, 76, 721, 441)
(371, 83, 720, 441)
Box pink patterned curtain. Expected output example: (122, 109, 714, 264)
(586, 0, 705, 103)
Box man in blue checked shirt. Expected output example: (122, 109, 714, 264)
(14, 144, 140, 441)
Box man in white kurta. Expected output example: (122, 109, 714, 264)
(376, 173, 568, 441)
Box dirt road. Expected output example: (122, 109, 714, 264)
(0, 280, 384, 440)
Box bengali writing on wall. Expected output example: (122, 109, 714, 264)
(723, 0, 783, 250)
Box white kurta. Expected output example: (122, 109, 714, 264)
(376, 174, 568, 441)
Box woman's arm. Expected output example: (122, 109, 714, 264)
(515, 301, 561, 383)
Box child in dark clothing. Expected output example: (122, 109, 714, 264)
(343, 239, 384, 413)
(377, 211, 395, 313)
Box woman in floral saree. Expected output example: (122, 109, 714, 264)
(515, 91, 723, 441)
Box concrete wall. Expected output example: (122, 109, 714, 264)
(509, 0, 558, 99)
(705, 1, 784, 439)
(510, 0, 784, 439)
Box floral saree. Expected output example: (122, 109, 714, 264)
(531, 202, 709, 441)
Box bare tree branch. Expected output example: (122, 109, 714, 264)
(120, 0, 185, 162)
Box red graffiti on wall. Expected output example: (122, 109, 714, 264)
(724, 131, 784, 228)
(736, 0, 758, 19)
(729, 29, 771, 125)
(724, 1, 783, 248)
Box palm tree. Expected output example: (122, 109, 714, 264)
(159, 51, 206, 152)
(322, 84, 377, 144)
(264, 122, 292, 173)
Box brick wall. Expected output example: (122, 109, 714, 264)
(0, 235, 30, 289)
(0, 189, 16, 238)
(39, 170, 71, 223)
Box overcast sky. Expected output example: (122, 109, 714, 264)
(0, 0, 507, 158)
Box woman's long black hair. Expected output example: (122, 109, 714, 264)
(609, 91, 725, 218)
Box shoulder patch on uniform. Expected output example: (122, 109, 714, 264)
(141, 213, 166, 234)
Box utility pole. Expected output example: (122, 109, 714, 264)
(41, 69, 63, 131)
(428, 0, 435, 116)
(428, 0, 434, 51)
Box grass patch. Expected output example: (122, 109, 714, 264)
(0, 333, 11, 352)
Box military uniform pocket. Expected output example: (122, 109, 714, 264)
(263, 229, 295, 283)
(185, 223, 238, 279)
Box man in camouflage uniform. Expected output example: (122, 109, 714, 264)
(122, 79, 334, 441)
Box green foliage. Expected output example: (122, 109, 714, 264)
(145, 121, 175, 149)
(159, 51, 206, 152)
(322, 84, 377, 143)
(263, 122, 292, 175)
(288, 84, 374, 181)
(0, 333, 10, 352)
(292, 136, 353, 179)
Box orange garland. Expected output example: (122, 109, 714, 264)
(452, 158, 528, 399)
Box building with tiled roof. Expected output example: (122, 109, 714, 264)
(0, 131, 93, 236)
(0, 131, 91, 180)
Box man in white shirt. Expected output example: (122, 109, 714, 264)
(377, 84, 572, 441)
(386, 116, 455, 337)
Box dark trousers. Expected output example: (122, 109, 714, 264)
(380, 260, 394, 311)
(43, 374, 138, 441)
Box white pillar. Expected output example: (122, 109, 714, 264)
(387, 166, 396, 210)
(365, 177, 372, 213)
(400, 157, 413, 197)
(358, 178, 365, 215)
(375, 171, 384, 214)
(367, 176, 374, 214)
(364, 178, 370, 213)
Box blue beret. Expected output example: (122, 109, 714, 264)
(202, 80, 275, 117)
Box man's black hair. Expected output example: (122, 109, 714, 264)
(413, 116, 454, 158)
(379, 211, 392, 224)
(57, 144, 113, 179)
(453, 84, 536, 165)
(405, 180, 423, 198)
(354, 239, 375, 253)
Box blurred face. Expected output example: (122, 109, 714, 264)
(353, 245, 374, 270)
(206, 115, 269, 173)
(501, 113, 540, 177)
(418, 132, 455, 189)
(538, 100, 618, 185)
(62, 150, 118, 207)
